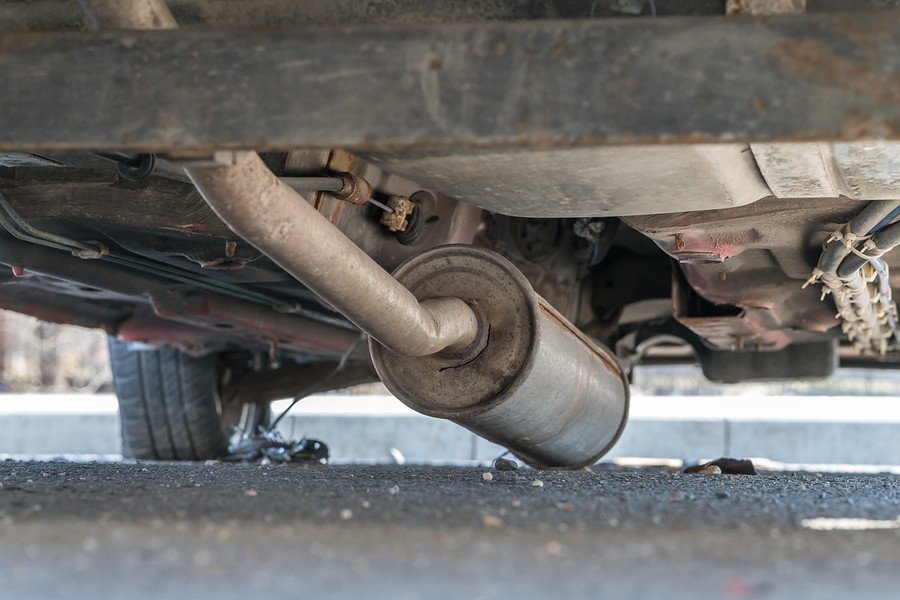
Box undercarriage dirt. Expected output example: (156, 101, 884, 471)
(1, 462, 899, 599)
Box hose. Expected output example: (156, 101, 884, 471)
(806, 201, 900, 354)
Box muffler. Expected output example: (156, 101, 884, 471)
(370, 245, 629, 469)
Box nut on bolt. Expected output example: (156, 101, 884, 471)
(333, 172, 373, 205)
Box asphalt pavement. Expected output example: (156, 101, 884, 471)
(1, 461, 899, 599)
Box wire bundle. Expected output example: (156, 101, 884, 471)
(805, 202, 900, 354)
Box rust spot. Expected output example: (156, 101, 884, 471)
(429, 58, 442, 70)
(726, 0, 805, 16)
(172, 223, 207, 235)
(674, 233, 685, 251)
(750, 96, 766, 114)
(199, 258, 248, 270)
(552, 40, 566, 57)
(770, 38, 900, 107)
(840, 114, 900, 139)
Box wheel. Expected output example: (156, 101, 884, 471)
(108, 337, 244, 460)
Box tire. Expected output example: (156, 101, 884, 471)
(108, 337, 229, 460)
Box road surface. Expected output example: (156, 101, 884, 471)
(1, 461, 899, 599)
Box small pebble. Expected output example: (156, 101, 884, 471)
(716, 491, 730, 499)
(243, 489, 258, 497)
(482, 472, 494, 482)
(388, 485, 400, 495)
(340, 509, 353, 520)
(361, 500, 371, 509)
(545, 541, 563, 556)
(668, 490, 686, 502)
(557, 502, 572, 513)
(511, 499, 522, 508)
(482, 515, 503, 528)
(494, 458, 519, 471)
(531, 479, 544, 488)
(703, 465, 722, 476)
(388, 448, 406, 465)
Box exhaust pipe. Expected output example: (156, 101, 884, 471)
(184, 152, 480, 358)
(370, 246, 629, 468)
(78, 0, 629, 469)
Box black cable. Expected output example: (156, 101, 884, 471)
(0, 191, 355, 329)
(818, 201, 900, 274)
(837, 221, 900, 278)
(266, 333, 367, 432)
(868, 206, 900, 235)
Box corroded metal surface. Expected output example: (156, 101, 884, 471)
(148, 290, 362, 357)
(2, 12, 900, 152)
(624, 197, 866, 351)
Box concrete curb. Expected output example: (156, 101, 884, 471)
(1, 394, 899, 464)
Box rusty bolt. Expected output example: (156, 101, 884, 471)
(333, 172, 373, 205)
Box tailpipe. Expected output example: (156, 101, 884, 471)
(370, 246, 629, 469)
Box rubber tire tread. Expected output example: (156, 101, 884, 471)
(108, 337, 228, 460)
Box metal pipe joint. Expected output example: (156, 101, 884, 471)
(185, 151, 479, 358)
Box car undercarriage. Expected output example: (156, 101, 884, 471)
(2, 0, 900, 466)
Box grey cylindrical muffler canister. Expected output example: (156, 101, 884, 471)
(369, 245, 629, 469)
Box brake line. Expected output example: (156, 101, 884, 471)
(0, 191, 355, 331)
